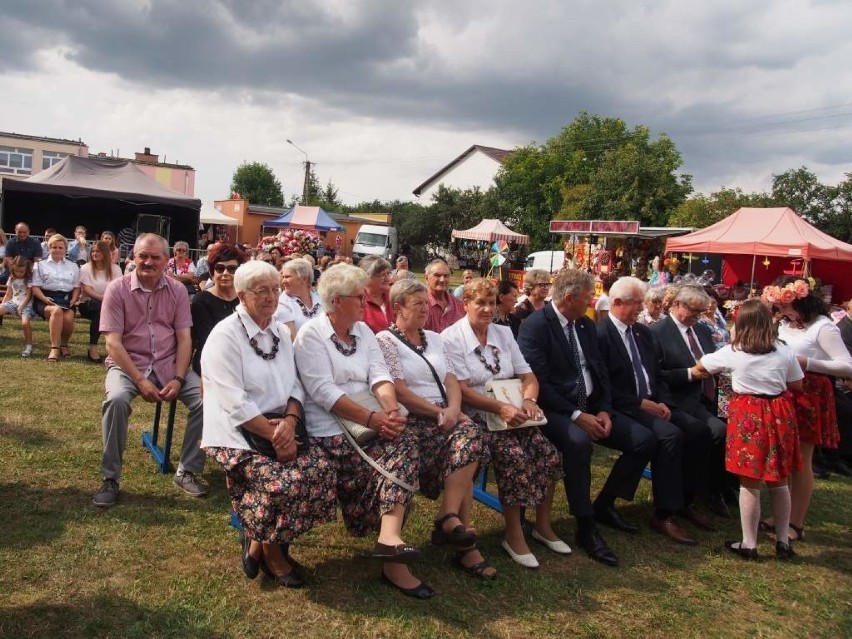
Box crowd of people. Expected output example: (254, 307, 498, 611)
(4, 223, 851, 598)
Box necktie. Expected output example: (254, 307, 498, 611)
(686, 327, 715, 402)
(566, 320, 588, 412)
(626, 327, 650, 398)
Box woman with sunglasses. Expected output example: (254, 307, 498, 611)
(191, 243, 248, 374)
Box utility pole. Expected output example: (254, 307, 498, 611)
(286, 139, 311, 204)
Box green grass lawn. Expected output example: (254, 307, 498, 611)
(1, 319, 850, 639)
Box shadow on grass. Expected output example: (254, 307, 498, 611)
(0, 416, 58, 447)
(0, 594, 227, 639)
(0, 482, 192, 550)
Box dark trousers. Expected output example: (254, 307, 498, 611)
(541, 411, 655, 518)
(78, 299, 102, 345)
(673, 403, 730, 492)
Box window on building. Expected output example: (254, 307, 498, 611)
(42, 151, 68, 170)
(0, 146, 33, 175)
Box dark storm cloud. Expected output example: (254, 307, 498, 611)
(2, 0, 850, 193)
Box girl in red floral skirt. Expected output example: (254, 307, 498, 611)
(692, 299, 804, 560)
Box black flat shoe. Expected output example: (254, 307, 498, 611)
(240, 531, 260, 579)
(87, 353, 103, 363)
(593, 504, 640, 534)
(724, 540, 758, 560)
(371, 542, 421, 563)
(775, 541, 796, 560)
(269, 570, 305, 588)
(431, 513, 477, 547)
(381, 573, 435, 599)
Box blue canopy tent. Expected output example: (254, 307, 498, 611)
(263, 205, 344, 231)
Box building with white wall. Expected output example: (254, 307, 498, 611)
(413, 144, 513, 201)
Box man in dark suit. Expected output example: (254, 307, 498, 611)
(518, 270, 655, 567)
(829, 303, 852, 474)
(598, 277, 715, 544)
(650, 285, 729, 515)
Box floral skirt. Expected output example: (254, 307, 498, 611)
(792, 373, 839, 448)
(478, 418, 563, 507)
(205, 446, 337, 543)
(311, 428, 419, 537)
(725, 393, 801, 481)
(408, 413, 490, 500)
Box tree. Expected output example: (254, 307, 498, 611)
(669, 187, 775, 228)
(771, 167, 834, 224)
(230, 162, 284, 207)
(492, 112, 692, 247)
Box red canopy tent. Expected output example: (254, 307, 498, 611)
(665, 207, 852, 303)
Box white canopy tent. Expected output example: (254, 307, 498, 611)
(200, 202, 238, 226)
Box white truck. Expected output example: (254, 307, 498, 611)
(352, 224, 399, 262)
(525, 250, 566, 273)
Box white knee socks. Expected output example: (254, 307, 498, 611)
(739, 486, 761, 549)
(769, 485, 791, 545)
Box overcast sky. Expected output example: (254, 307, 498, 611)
(2, 0, 850, 208)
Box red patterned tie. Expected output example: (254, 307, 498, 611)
(686, 327, 715, 402)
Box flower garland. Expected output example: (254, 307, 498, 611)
(258, 229, 321, 258)
(760, 280, 809, 305)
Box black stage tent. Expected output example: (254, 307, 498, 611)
(0, 155, 201, 247)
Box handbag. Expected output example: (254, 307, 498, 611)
(484, 378, 548, 432)
(239, 408, 310, 459)
(334, 388, 415, 493)
(336, 389, 409, 445)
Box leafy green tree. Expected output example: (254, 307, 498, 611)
(670, 187, 775, 228)
(492, 112, 692, 247)
(230, 161, 284, 207)
(771, 167, 835, 224)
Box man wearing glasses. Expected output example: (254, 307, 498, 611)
(93, 233, 207, 508)
(651, 285, 730, 519)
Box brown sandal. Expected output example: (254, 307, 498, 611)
(59, 344, 71, 358)
(452, 545, 497, 580)
(47, 346, 60, 363)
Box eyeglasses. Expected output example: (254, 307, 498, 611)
(213, 264, 238, 274)
(681, 302, 708, 315)
(247, 286, 281, 297)
(260, 259, 274, 264)
(340, 294, 366, 303)
(174, 248, 187, 253)
(533, 282, 551, 288)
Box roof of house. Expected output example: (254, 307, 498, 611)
(412, 144, 513, 196)
(0, 130, 87, 147)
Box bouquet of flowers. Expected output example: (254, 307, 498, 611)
(257, 229, 321, 257)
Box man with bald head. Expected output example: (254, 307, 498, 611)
(598, 277, 715, 544)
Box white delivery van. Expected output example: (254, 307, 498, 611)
(525, 250, 566, 273)
(352, 224, 399, 262)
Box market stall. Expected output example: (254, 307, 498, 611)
(451, 219, 529, 280)
(665, 207, 852, 303)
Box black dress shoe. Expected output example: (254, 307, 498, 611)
(775, 541, 797, 560)
(240, 531, 260, 579)
(828, 458, 852, 477)
(704, 493, 731, 518)
(812, 463, 831, 479)
(381, 573, 435, 599)
(576, 528, 619, 567)
(724, 540, 758, 560)
(371, 542, 421, 563)
(594, 505, 640, 534)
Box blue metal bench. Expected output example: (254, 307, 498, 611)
(141, 400, 178, 473)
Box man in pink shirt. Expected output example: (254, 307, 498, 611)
(93, 233, 206, 507)
(424, 258, 464, 333)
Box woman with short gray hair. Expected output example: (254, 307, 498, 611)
(275, 257, 321, 338)
(513, 269, 551, 322)
(167, 240, 198, 296)
(294, 263, 430, 598)
(638, 287, 666, 325)
(377, 279, 494, 579)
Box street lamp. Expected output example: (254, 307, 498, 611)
(286, 139, 311, 205)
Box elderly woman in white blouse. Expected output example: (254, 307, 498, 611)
(200, 261, 336, 589)
(443, 278, 566, 570)
(30, 233, 80, 362)
(377, 279, 495, 579)
(275, 257, 322, 339)
(294, 263, 430, 599)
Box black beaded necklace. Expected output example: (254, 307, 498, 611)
(293, 295, 321, 319)
(331, 332, 358, 356)
(238, 315, 280, 360)
(474, 344, 501, 375)
(389, 323, 427, 354)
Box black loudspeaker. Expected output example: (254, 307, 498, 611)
(136, 214, 170, 240)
